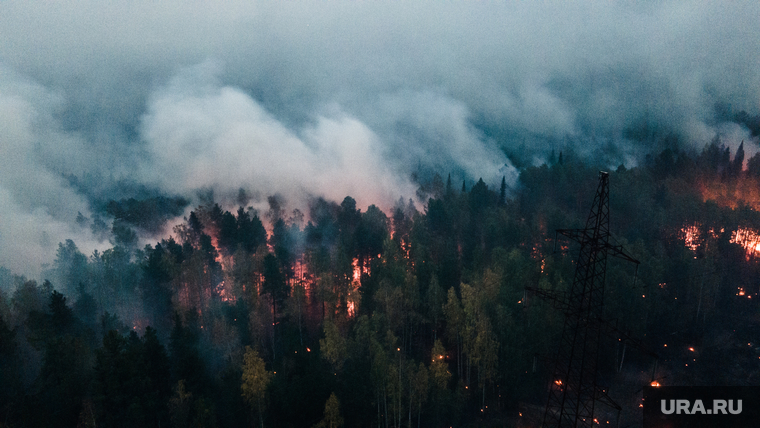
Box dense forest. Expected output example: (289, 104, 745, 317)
(3, 137, 760, 427)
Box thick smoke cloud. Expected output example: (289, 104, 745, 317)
(0, 66, 108, 277)
(140, 61, 417, 208)
(0, 1, 758, 278)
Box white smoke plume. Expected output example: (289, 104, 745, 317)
(0, 1, 758, 279)
(139, 61, 418, 210)
(0, 67, 108, 278)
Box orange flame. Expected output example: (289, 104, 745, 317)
(680, 224, 701, 251)
(352, 257, 361, 283)
(730, 227, 760, 259)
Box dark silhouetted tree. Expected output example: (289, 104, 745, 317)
(218, 210, 239, 255)
(237, 207, 267, 253)
(732, 140, 745, 177)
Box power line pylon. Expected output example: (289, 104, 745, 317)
(540, 171, 639, 427)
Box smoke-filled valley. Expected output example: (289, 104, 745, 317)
(1, 1, 760, 427)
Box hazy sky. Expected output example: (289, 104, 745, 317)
(1, 1, 759, 278)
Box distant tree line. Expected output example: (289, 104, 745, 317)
(1, 137, 760, 426)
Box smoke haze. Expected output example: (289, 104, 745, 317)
(0, 1, 758, 278)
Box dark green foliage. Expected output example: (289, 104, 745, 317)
(0, 313, 19, 422)
(8, 144, 760, 427)
(38, 335, 90, 427)
(748, 152, 760, 177)
(356, 205, 389, 265)
(169, 312, 207, 395)
(426, 198, 450, 236)
(198, 234, 222, 288)
(469, 177, 491, 214)
(74, 282, 98, 327)
(237, 207, 267, 253)
(271, 218, 296, 280)
(112, 219, 139, 248)
(732, 140, 745, 177)
(215, 363, 249, 427)
(140, 242, 176, 332)
(50, 290, 75, 335)
(105, 196, 189, 233)
(101, 311, 128, 336)
(697, 136, 731, 176)
(217, 210, 239, 254)
(263, 253, 288, 317)
(306, 198, 341, 274)
(188, 211, 203, 235)
(93, 327, 171, 428)
(50, 239, 88, 296)
(91, 214, 110, 241)
(22, 290, 92, 428)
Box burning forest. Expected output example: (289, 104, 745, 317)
(3, 146, 760, 426)
(1, 2, 760, 427)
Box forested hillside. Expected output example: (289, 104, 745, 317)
(2, 140, 760, 427)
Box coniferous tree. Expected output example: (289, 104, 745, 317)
(237, 207, 267, 253)
(748, 152, 760, 178)
(262, 253, 287, 319)
(0, 313, 19, 423)
(217, 210, 239, 255)
(732, 140, 745, 177)
(169, 313, 206, 395)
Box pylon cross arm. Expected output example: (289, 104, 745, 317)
(606, 244, 639, 265)
(556, 228, 590, 245)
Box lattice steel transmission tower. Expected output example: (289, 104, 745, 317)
(540, 171, 639, 428)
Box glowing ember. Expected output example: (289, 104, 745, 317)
(215, 280, 236, 303)
(680, 224, 701, 251)
(352, 257, 361, 283)
(731, 227, 760, 259)
(689, 347, 695, 352)
(650, 381, 660, 387)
